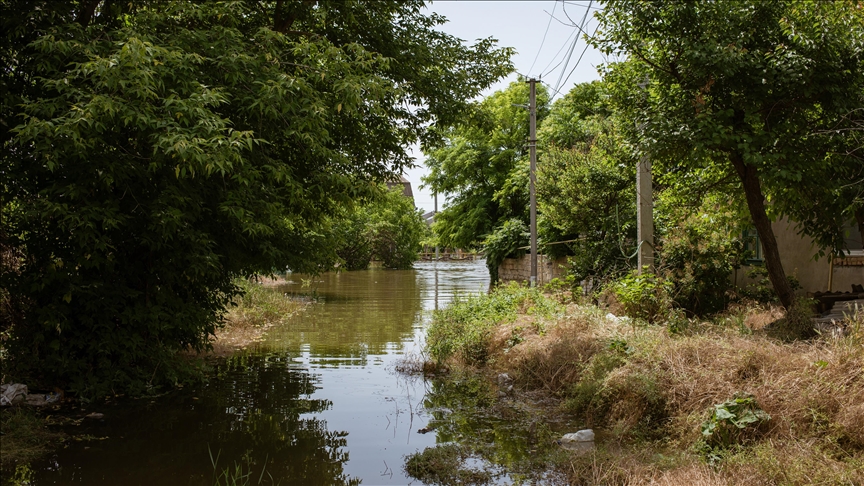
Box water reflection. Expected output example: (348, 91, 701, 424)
(33, 260, 490, 485)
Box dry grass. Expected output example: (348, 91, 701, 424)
(468, 300, 864, 485)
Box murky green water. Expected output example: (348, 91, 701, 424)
(33, 260, 496, 485)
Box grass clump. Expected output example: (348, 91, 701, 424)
(0, 407, 62, 479)
(226, 278, 308, 329)
(425, 282, 560, 366)
(403, 444, 495, 486)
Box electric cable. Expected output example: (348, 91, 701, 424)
(528, 0, 558, 76)
(552, 0, 592, 96)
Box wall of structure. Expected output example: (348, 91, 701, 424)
(735, 217, 863, 294)
(498, 254, 568, 286)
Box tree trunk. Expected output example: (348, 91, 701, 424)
(729, 153, 795, 309)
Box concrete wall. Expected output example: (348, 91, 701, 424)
(735, 217, 863, 294)
(498, 254, 568, 285)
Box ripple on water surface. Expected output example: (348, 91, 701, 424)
(34, 260, 491, 485)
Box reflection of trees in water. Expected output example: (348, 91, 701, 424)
(272, 268, 423, 360)
(36, 355, 360, 486)
(418, 374, 562, 481)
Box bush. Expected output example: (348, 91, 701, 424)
(425, 283, 560, 365)
(698, 394, 771, 464)
(658, 210, 746, 315)
(483, 219, 528, 283)
(609, 271, 673, 324)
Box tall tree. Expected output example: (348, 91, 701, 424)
(422, 80, 549, 250)
(596, 0, 864, 308)
(537, 81, 637, 280)
(0, 0, 512, 395)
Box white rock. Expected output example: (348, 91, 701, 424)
(497, 373, 512, 387)
(561, 429, 594, 443)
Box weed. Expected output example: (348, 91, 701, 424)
(0, 407, 62, 478)
(403, 444, 495, 486)
(698, 394, 771, 464)
(209, 446, 277, 486)
(425, 283, 560, 365)
(609, 271, 673, 324)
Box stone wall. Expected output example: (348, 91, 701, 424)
(498, 254, 568, 286)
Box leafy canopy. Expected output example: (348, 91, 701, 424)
(0, 0, 513, 396)
(422, 80, 549, 250)
(594, 0, 864, 307)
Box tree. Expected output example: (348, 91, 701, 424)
(0, 0, 512, 396)
(333, 184, 428, 270)
(422, 80, 549, 250)
(595, 0, 864, 309)
(537, 81, 637, 282)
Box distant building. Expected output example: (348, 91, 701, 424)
(736, 217, 862, 293)
(421, 210, 436, 227)
(386, 175, 414, 203)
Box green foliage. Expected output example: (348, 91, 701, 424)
(596, 0, 864, 306)
(610, 271, 673, 324)
(0, 408, 60, 478)
(332, 184, 427, 270)
(403, 444, 494, 486)
(0, 1, 512, 398)
(657, 197, 748, 316)
(425, 283, 560, 365)
(423, 81, 548, 250)
(536, 81, 636, 279)
(700, 394, 771, 457)
(482, 219, 528, 283)
(227, 279, 307, 329)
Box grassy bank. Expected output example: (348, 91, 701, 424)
(410, 284, 864, 485)
(208, 278, 310, 356)
(0, 407, 62, 483)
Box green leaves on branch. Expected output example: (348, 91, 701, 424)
(1, 0, 512, 397)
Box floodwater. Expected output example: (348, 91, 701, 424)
(33, 260, 495, 485)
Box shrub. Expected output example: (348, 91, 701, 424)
(609, 271, 673, 324)
(699, 394, 771, 461)
(483, 219, 528, 283)
(425, 283, 560, 365)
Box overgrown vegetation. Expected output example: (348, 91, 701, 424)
(0, 0, 511, 399)
(417, 284, 864, 484)
(0, 408, 61, 480)
(425, 283, 561, 365)
(332, 184, 427, 270)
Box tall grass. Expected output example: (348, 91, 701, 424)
(225, 279, 308, 329)
(422, 284, 864, 484)
(425, 282, 561, 365)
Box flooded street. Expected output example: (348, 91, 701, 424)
(34, 260, 491, 485)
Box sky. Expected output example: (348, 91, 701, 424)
(404, 0, 608, 214)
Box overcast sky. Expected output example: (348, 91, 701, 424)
(405, 0, 607, 214)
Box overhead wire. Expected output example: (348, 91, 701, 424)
(552, 0, 592, 96)
(528, 0, 558, 75)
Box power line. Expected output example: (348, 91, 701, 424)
(528, 1, 558, 76)
(539, 27, 578, 78)
(556, 23, 600, 94)
(552, 0, 592, 96)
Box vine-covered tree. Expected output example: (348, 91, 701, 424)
(0, 0, 512, 395)
(595, 0, 864, 309)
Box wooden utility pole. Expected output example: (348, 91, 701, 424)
(529, 78, 538, 286)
